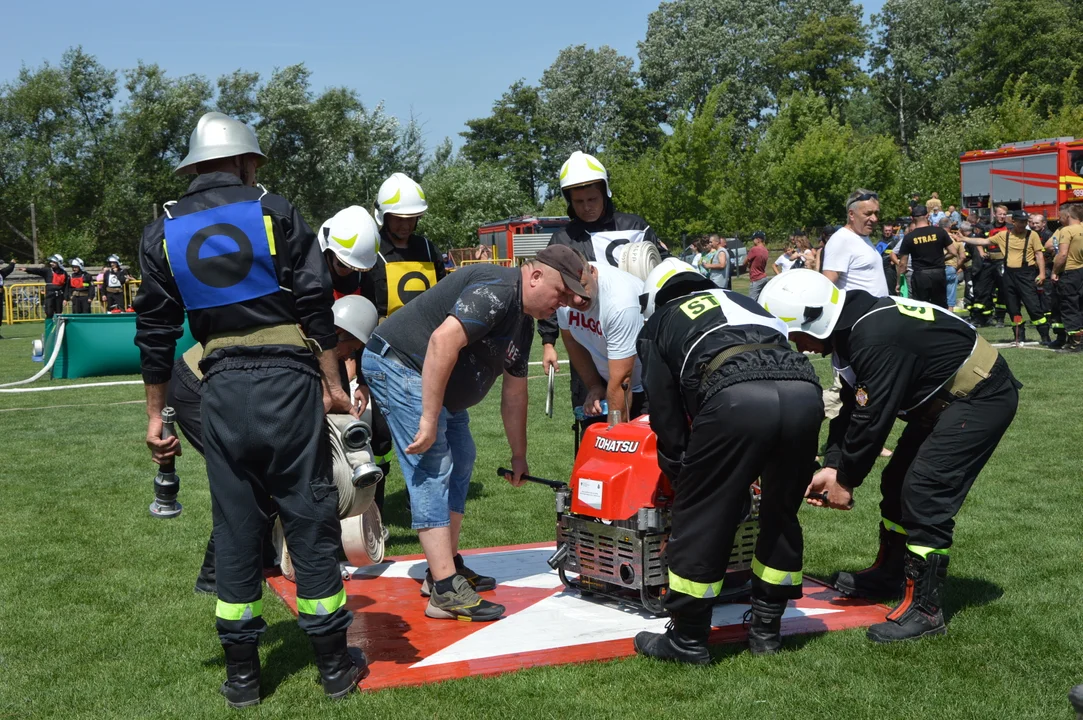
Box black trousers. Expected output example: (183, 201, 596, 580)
(70, 293, 91, 314)
(1057, 269, 1083, 333)
(911, 268, 949, 308)
(203, 358, 350, 645)
(44, 291, 64, 318)
(884, 265, 898, 296)
(105, 289, 124, 311)
(879, 360, 1018, 551)
(973, 260, 1007, 320)
(665, 380, 823, 612)
(1003, 267, 1049, 327)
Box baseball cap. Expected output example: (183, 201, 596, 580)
(751, 230, 766, 240)
(535, 245, 590, 298)
(912, 204, 928, 217)
(1010, 210, 1028, 221)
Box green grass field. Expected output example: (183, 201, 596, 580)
(0, 315, 1081, 719)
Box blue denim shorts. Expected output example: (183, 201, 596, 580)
(361, 346, 475, 530)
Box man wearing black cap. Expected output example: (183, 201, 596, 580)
(896, 205, 961, 308)
(988, 210, 1050, 344)
(360, 245, 587, 622)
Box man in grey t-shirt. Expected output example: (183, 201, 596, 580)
(361, 246, 590, 622)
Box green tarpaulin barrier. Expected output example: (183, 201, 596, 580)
(43, 313, 197, 379)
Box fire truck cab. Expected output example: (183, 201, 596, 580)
(477, 216, 570, 262)
(960, 137, 1083, 225)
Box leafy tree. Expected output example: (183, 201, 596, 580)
(461, 81, 545, 201)
(420, 159, 531, 249)
(960, 0, 1083, 111)
(773, 7, 868, 117)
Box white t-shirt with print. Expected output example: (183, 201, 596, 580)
(557, 262, 645, 392)
(823, 227, 889, 297)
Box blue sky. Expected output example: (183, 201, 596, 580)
(2, 0, 885, 152)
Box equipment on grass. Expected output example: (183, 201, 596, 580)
(274, 408, 385, 581)
(149, 407, 183, 518)
(505, 416, 759, 615)
(545, 364, 555, 418)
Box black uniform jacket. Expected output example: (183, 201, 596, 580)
(539, 199, 667, 345)
(134, 172, 336, 385)
(823, 291, 989, 489)
(637, 287, 819, 480)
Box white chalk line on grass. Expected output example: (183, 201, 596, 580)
(0, 399, 145, 413)
(0, 380, 144, 393)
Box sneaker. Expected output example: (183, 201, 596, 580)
(424, 574, 505, 621)
(420, 556, 496, 597)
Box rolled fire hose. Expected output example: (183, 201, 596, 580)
(275, 410, 386, 581)
(617, 241, 662, 281)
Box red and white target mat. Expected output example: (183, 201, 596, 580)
(267, 542, 890, 691)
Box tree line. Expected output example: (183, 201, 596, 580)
(2, 0, 1082, 263)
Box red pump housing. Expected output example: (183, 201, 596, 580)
(568, 417, 671, 520)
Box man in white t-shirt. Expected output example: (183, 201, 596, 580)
(822, 190, 889, 297)
(557, 261, 646, 432)
(820, 189, 893, 457)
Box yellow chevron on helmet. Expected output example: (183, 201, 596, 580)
(319, 206, 380, 271)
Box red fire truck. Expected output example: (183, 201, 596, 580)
(476, 216, 570, 262)
(960, 137, 1083, 224)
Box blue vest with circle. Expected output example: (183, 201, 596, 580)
(163, 200, 279, 310)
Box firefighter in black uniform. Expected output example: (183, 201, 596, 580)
(632, 259, 823, 663)
(895, 205, 961, 308)
(67, 258, 94, 314)
(971, 205, 1010, 326)
(538, 151, 669, 424)
(987, 210, 1050, 344)
(21, 254, 68, 319)
(101, 255, 132, 311)
(1037, 211, 1067, 348)
(368, 172, 446, 318)
(134, 112, 364, 707)
(760, 269, 1020, 643)
(0, 258, 15, 336)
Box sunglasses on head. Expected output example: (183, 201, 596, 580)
(849, 192, 879, 207)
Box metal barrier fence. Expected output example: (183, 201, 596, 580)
(2, 280, 141, 324)
(455, 258, 516, 269)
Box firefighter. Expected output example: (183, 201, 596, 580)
(557, 252, 649, 435)
(67, 258, 94, 314)
(0, 258, 15, 336)
(313, 206, 395, 518)
(632, 259, 823, 663)
(971, 205, 1010, 326)
(134, 111, 363, 706)
(987, 210, 1050, 344)
(875, 221, 899, 296)
(21, 254, 68, 319)
(1052, 203, 1083, 353)
(173, 294, 381, 596)
(101, 255, 131, 311)
(895, 205, 962, 308)
(538, 151, 668, 429)
(1038, 212, 1067, 348)
(760, 269, 1020, 643)
(368, 172, 445, 319)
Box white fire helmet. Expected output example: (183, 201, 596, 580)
(319, 205, 380, 271)
(332, 295, 378, 345)
(640, 258, 710, 319)
(757, 268, 846, 339)
(559, 150, 611, 200)
(71, 258, 85, 269)
(175, 112, 266, 175)
(374, 173, 427, 227)
(48, 254, 64, 265)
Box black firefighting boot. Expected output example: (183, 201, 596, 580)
(634, 600, 712, 665)
(866, 550, 948, 643)
(999, 325, 1026, 344)
(833, 524, 907, 599)
(310, 631, 367, 699)
(746, 596, 787, 655)
(1050, 328, 1067, 349)
(1058, 332, 1083, 353)
(194, 536, 216, 595)
(220, 643, 261, 709)
(1069, 683, 1083, 719)
(1037, 325, 1052, 346)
